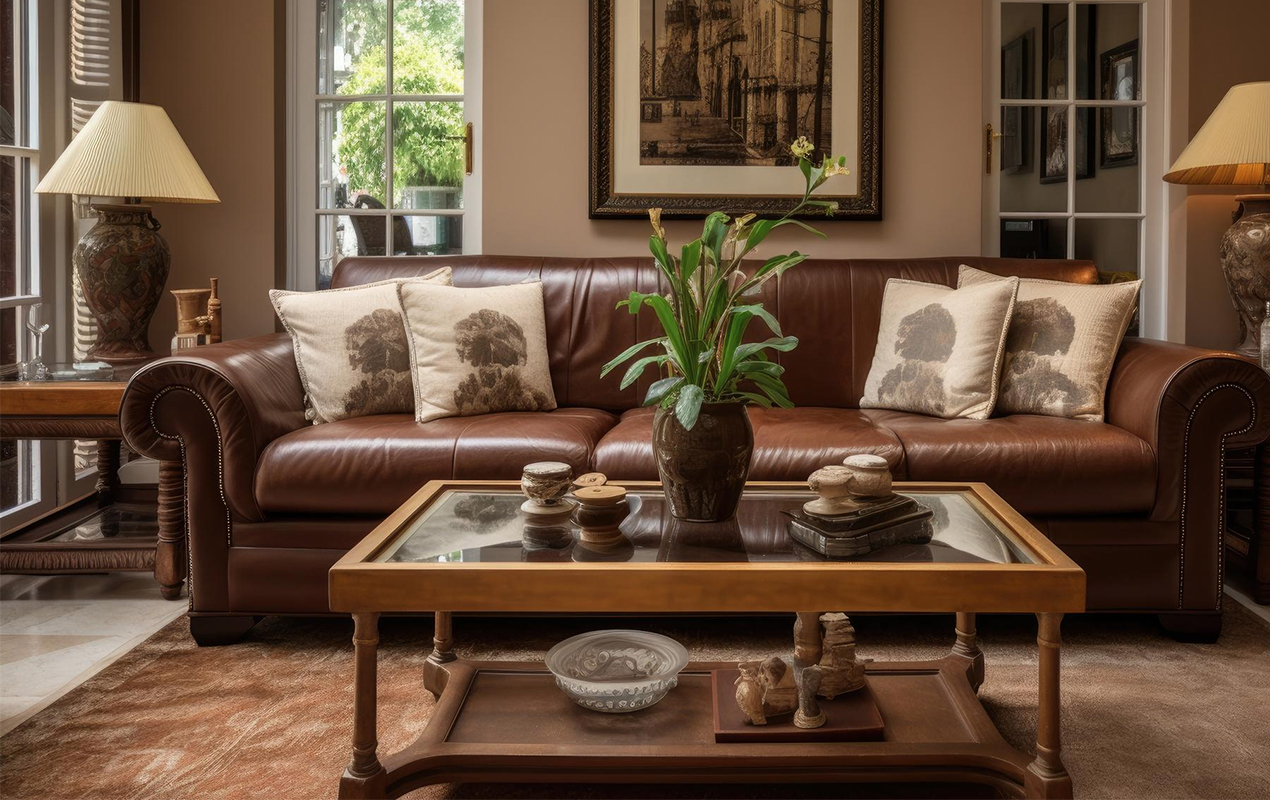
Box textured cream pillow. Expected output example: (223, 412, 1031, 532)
(958, 265, 1141, 421)
(270, 267, 451, 424)
(398, 281, 557, 423)
(860, 278, 1019, 419)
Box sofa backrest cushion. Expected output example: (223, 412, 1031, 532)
(331, 255, 1099, 411)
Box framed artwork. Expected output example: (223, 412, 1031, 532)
(589, 0, 883, 220)
(1039, 5, 1095, 184)
(1100, 39, 1139, 169)
(1000, 30, 1032, 174)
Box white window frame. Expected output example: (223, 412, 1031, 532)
(2, 0, 58, 527)
(286, 0, 482, 292)
(982, 0, 1178, 342)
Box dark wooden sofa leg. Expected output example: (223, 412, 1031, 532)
(190, 615, 261, 646)
(1158, 612, 1222, 643)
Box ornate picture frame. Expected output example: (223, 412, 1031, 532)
(589, 0, 883, 220)
(1099, 39, 1139, 169)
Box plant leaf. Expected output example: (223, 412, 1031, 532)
(731, 303, 781, 336)
(737, 359, 785, 377)
(680, 239, 703, 283)
(674, 384, 704, 431)
(726, 390, 774, 408)
(600, 336, 668, 377)
(733, 335, 799, 364)
(619, 355, 668, 390)
(644, 376, 683, 406)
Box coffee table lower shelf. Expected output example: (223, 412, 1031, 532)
(343, 654, 1057, 799)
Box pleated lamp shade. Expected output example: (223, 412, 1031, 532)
(1164, 82, 1270, 187)
(35, 101, 220, 203)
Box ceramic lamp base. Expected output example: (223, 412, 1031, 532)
(75, 204, 170, 365)
(1221, 194, 1270, 360)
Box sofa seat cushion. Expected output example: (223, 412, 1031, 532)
(255, 408, 618, 515)
(593, 406, 906, 481)
(862, 409, 1155, 515)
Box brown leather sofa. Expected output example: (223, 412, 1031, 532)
(120, 255, 1270, 644)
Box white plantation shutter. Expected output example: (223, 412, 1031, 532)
(68, 0, 129, 471)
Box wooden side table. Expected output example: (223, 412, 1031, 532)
(0, 380, 186, 600)
(1225, 445, 1270, 604)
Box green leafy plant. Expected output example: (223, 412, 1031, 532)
(601, 137, 849, 430)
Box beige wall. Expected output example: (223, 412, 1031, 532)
(139, 0, 277, 349)
(1183, 0, 1270, 349)
(482, 0, 983, 259)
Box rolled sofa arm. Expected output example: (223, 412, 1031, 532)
(1105, 337, 1270, 610)
(121, 334, 307, 610)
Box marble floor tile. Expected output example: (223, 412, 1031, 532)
(0, 573, 183, 736)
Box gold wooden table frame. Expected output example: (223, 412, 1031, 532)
(329, 481, 1086, 800)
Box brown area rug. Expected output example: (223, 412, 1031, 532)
(2, 601, 1269, 800)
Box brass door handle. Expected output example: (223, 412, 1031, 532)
(985, 123, 1006, 175)
(442, 123, 475, 175)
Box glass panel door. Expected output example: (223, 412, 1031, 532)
(987, 0, 1155, 331)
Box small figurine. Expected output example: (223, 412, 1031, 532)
(816, 612, 868, 697)
(520, 462, 576, 520)
(734, 656, 799, 726)
(793, 664, 826, 729)
(573, 472, 607, 488)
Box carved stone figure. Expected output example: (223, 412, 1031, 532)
(805, 454, 894, 517)
(817, 612, 868, 697)
(734, 656, 798, 726)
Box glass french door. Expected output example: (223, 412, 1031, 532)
(983, 0, 1173, 340)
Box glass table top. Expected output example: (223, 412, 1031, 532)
(376, 488, 1037, 566)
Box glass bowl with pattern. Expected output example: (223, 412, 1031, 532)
(545, 629, 689, 713)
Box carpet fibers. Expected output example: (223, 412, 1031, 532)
(2, 601, 1268, 800)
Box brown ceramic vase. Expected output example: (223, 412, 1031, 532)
(652, 402, 754, 522)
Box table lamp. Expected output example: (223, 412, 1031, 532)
(1164, 81, 1270, 359)
(35, 101, 219, 364)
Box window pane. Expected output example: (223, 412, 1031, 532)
(1000, 217, 1067, 260)
(391, 101, 464, 208)
(1, 0, 14, 147)
(1000, 3, 1047, 100)
(1077, 108, 1138, 212)
(1, 305, 17, 374)
(318, 0, 387, 95)
(393, 0, 464, 95)
(0, 439, 36, 513)
(1000, 107, 1065, 213)
(1083, 3, 1140, 101)
(318, 214, 370, 289)
(392, 214, 461, 256)
(1039, 3, 1069, 100)
(1, 155, 17, 297)
(1075, 217, 1139, 277)
(319, 101, 387, 209)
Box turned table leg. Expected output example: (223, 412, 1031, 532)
(1025, 613, 1072, 799)
(95, 440, 121, 506)
(341, 613, 386, 799)
(952, 611, 985, 692)
(424, 611, 456, 699)
(154, 460, 187, 601)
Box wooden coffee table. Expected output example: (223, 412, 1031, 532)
(329, 481, 1086, 799)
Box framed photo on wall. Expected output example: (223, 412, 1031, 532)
(589, 0, 883, 220)
(1000, 30, 1032, 174)
(1100, 39, 1139, 168)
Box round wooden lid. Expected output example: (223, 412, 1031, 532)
(572, 485, 627, 507)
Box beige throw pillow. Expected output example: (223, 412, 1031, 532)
(398, 281, 557, 423)
(860, 278, 1019, 419)
(958, 265, 1141, 421)
(270, 267, 451, 424)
